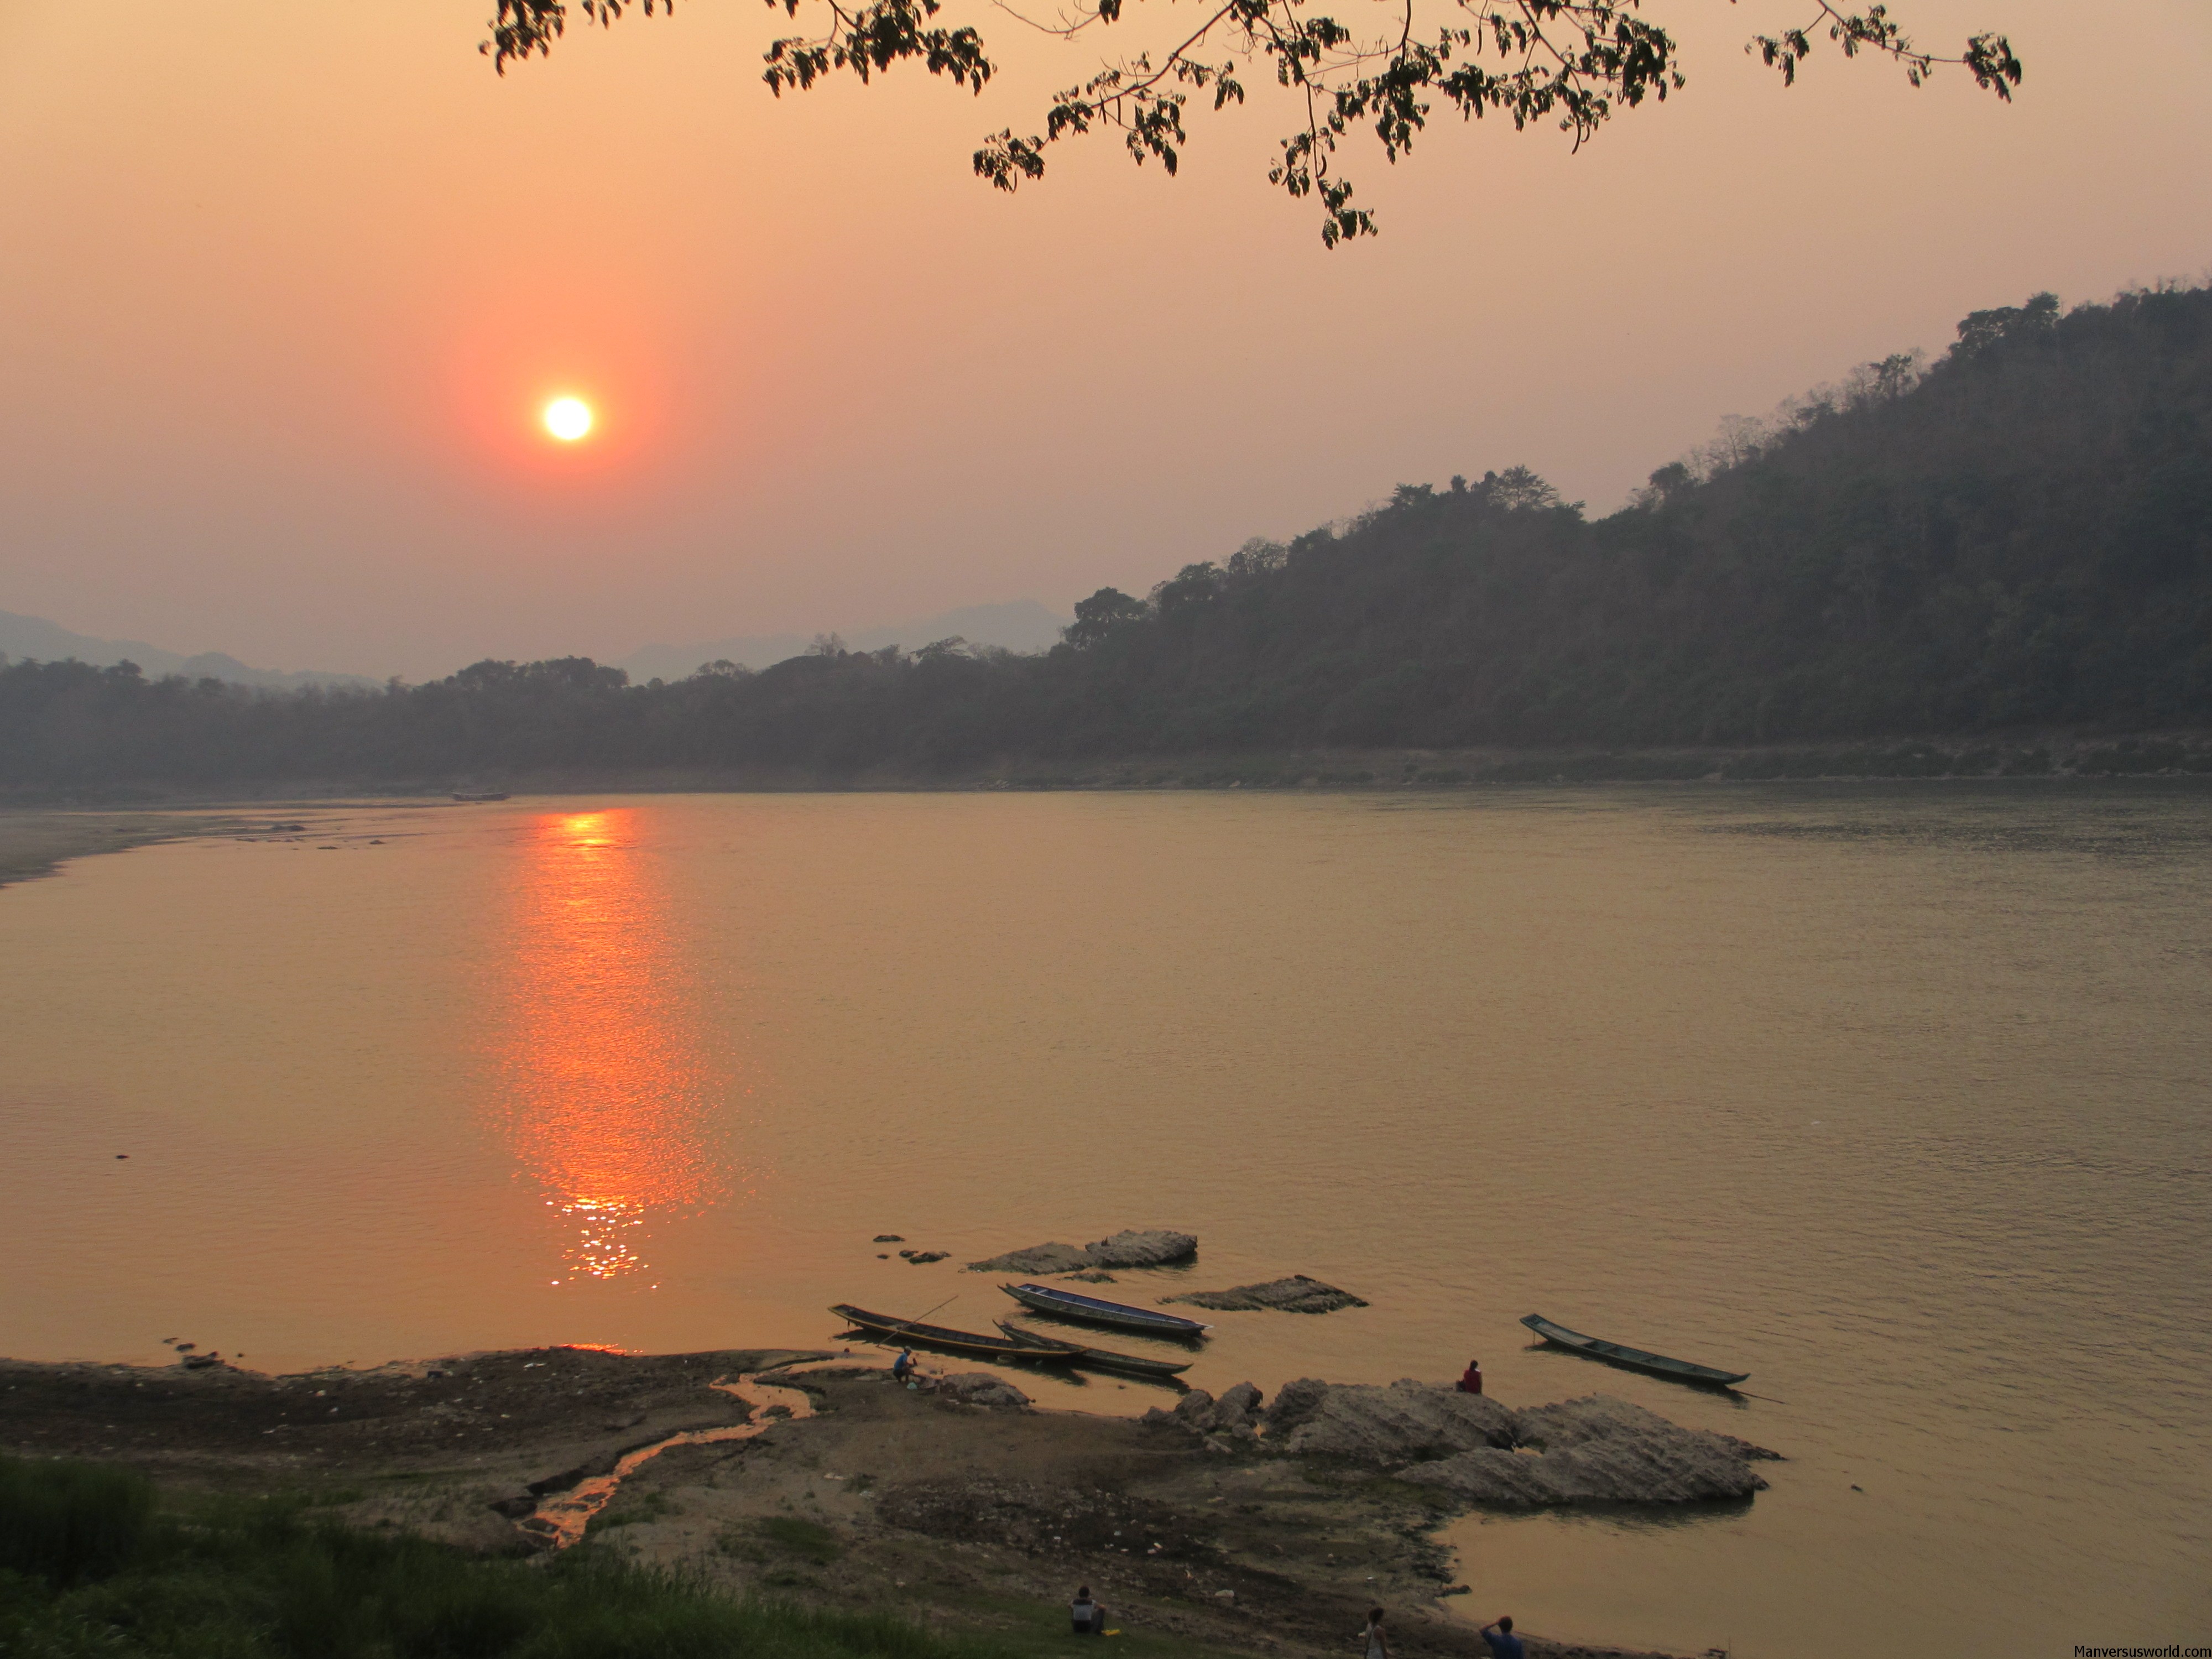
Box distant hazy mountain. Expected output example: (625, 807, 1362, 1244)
(0, 609, 378, 691)
(620, 599, 1070, 683)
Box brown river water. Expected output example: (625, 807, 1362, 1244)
(3, 788, 2207, 1657)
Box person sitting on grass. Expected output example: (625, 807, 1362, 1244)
(1071, 1587, 1105, 1635)
(1478, 1614, 1524, 1659)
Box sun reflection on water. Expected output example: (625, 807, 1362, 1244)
(489, 809, 729, 1281)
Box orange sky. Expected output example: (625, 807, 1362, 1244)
(2, 1, 2208, 678)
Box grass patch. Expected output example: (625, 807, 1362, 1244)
(718, 1515, 845, 1566)
(0, 1455, 997, 1659)
(758, 1517, 844, 1564)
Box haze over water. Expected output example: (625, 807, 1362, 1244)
(4, 788, 2207, 1656)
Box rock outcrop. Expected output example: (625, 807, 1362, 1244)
(1263, 1378, 1517, 1462)
(967, 1229, 1197, 1274)
(922, 1373, 1032, 1410)
(1162, 1275, 1366, 1313)
(1261, 1379, 1768, 1507)
(1142, 1381, 1265, 1446)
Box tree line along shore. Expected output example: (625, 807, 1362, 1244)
(3, 285, 2209, 794)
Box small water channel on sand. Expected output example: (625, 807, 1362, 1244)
(522, 1364, 846, 1548)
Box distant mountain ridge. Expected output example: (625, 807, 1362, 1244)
(619, 600, 1068, 682)
(0, 610, 379, 691)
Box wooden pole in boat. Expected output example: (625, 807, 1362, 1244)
(895, 1296, 959, 1331)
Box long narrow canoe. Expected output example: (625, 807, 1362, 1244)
(1000, 1282, 1211, 1338)
(830, 1304, 1077, 1364)
(1520, 1314, 1748, 1386)
(992, 1321, 1194, 1378)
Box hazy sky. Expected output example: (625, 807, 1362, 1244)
(3, 2, 2208, 679)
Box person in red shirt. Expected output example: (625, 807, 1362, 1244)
(1456, 1358, 1483, 1395)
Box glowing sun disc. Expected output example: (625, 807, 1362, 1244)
(544, 397, 593, 441)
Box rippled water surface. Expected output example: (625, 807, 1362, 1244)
(4, 787, 2208, 1657)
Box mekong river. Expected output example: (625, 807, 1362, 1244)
(4, 788, 2206, 1657)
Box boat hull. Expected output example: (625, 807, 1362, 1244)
(1000, 1282, 1209, 1338)
(992, 1321, 1194, 1378)
(831, 1304, 1076, 1364)
(1520, 1313, 1747, 1387)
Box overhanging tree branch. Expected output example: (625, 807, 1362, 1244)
(481, 1, 2021, 244)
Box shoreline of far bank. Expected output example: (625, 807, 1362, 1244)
(7, 727, 2212, 809)
(0, 1345, 1709, 1659)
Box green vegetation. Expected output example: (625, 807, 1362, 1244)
(4, 284, 2209, 787)
(0, 1456, 980, 1659)
(484, 1, 2017, 247)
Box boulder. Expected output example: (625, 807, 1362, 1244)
(1084, 1229, 1198, 1269)
(1162, 1275, 1365, 1313)
(1171, 1389, 1218, 1431)
(924, 1373, 1032, 1410)
(968, 1229, 1196, 1274)
(1260, 1376, 1332, 1434)
(1265, 1379, 1518, 1463)
(1212, 1381, 1264, 1432)
(1141, 1383, 1264, 1443)
(967, 1242, 1093, 1275)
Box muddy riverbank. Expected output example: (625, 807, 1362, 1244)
(1, 1346, 1700, 1659)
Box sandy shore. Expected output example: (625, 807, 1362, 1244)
(0, 1346, 1678, 1659)
(0, 807, 252, 888)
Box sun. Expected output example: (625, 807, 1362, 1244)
(543, 397, 594, 442)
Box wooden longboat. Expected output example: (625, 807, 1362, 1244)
(991, 1321, 1194, 1378)
(830, 1303, 1077, 1364)
(1520, 1313, 1749, 1387)
(999, 1282, 1211, 1339)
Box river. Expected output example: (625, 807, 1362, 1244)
(2, 786, 2206, 1656)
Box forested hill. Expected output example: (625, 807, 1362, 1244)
(6, 284, 2211, 787)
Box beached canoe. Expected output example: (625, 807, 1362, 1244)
(1519, 1313, 1748, 1387)
(831, 1304, 1077, 1364)
(999, 1282, 1211, 1338)
(991, 1321, 1194, 1378)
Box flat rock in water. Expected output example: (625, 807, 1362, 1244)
(1058, 1270, 1118, 1284)
(1083, 1229, 1197, 1268)
(1265, 1380, 1768, 1506)
(1162, 1275, 1365, 1313)
(966, 1242, 1093, 1275)
(967, 1228, 1196, 1274)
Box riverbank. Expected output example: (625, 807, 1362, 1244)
(0, 807, 254, 888)
(8, 729, 2212, 805)
(0, 1347, 1696, 1659)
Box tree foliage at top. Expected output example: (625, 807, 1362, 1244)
(480, 1, 2018, 243)
(6, 283, 2208, 787)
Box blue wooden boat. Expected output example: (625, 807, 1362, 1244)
(1520, 1313, 1747, 1386)
(999, 1282, 1211, 1338)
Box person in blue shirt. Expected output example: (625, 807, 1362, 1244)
(1477, 1615, 1524, 1659)
(891, 1349, 915, 1384)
